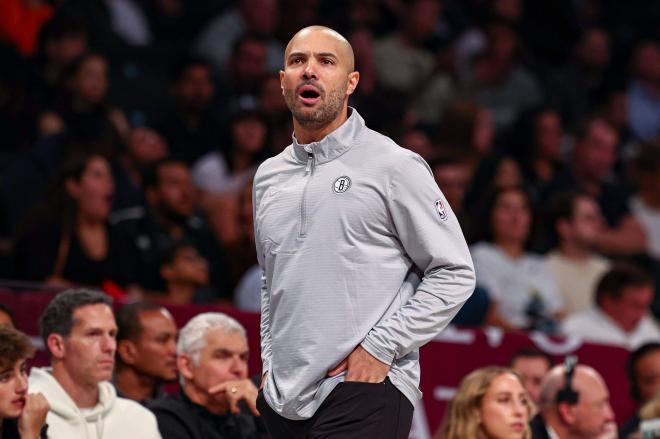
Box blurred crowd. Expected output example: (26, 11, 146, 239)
(0, 0, 659, 348)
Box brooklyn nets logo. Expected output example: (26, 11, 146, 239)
(333, 176, 351, 193)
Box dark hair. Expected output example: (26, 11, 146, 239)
(473, 185, 532, 243)
(544, 191, 593, 247)
(509, 347, 553, 369)
(37, 11, 87, 57)
(170, 55, 211, 83)
(628, 342, 660, 402)
(15, 154, 110, 241)
(115, 301, 164, 343)
(0, 325, 35, 370)
(39, 288, 112, 349)
(142, 157, 188, 190)
(0, 303, 16, 327)
(595, 263, 653, 305)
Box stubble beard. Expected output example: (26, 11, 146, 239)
(283, 82, 347, 129)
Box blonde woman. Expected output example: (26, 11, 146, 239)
(436, 367, 533, 439)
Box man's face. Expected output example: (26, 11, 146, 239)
(62, 304, 117, 386)
(152, 163, 195, 217)
(185, 329, 248, 405)
(568, 372, 614, 438)
(511, 357, 550, 404)
(280, 29, 358, 128)
(635, 349, 660, 403)
(130, 309, 178, 382)
(567, 196, 604, 248)
(175, 65, 215, 112)
(609, 285, 654, 332)
(575, 120, 618, 183)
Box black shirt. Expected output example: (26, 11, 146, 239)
(149, 391, 270, 439)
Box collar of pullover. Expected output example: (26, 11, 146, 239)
(291, 107, 363, 165)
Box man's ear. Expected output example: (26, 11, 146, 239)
(279, 70, 285, 95)
(117, 340, 138, 365)
(47, 334, 66, 360)
(178, 354, 195, 381)
(557, 402, 576, 425)
(346, 71, 360, 96)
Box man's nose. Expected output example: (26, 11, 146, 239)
(303, 61, 317, 79)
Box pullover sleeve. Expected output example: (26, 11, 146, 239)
(253, 182, 272, 373)
(360, 154, 476, 365)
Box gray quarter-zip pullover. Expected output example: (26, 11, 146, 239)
(253, 108, 475, 420)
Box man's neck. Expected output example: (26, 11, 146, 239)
(114, 365, 158, 402)
(293, 107, 349, 145)
(52, 362, 99, 408)
(495, 240, 524, 259)
(557, 241, 592, 260)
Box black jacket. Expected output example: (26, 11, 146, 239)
(0, 418, 48, 439)
(149, 391, 270, 439)
(530, 414, 552, 439)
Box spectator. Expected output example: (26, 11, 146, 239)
(113, 126, 169, 211)
(38, 52, 130, 142)
(510, 348, 553, 405)
(0, 304, 15, 327)
(114, 302, 178, 404)
(217, 33, 270, 118)
(544, 192, 611, 314)
(399, 127, 434, 160)
(470, 186, 564, 331)
(13, 154, 136, 288)
(149, 312, 269, 439)
(560, 263, 660, 349)
(373, 0, 455, 125)
(464, 153, 525, 226)
(193, 0, 284, 75)
(620, 342, 660, 438)
(258, 73, 292, 153)
(435, 366, 532, 439)
(29, 289, 161, 438)
(155, 57, 222, 165)
(544, 117, 647, 255)
(629, 141, 660, 261)
(509, 107, 567, 201)
(112, 158, 227, 296)
(530, 363, 615, 439)
(157, 241, 215, 304)
(0, 325, 50, 439)
(546, 28, 612, 129)
(435, 100, 495, 167)
(31, 11, 88, 110)
(627, 41, 660, 142)
(464, 22, 543, 133)
(192, 109, 271, 197)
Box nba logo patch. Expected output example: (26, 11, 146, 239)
(435, 199, 448, 221)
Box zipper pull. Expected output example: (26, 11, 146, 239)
(305, 152, 313, 174)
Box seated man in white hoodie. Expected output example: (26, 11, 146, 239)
(561, 263, 660, 350)
(29, 288, 162, 438)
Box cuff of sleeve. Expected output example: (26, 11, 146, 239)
(361, 335, 395, 366)
(262, 358, 271, 374)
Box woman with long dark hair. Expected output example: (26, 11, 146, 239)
(13, 153, 135, 287)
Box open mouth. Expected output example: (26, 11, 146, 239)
(297, 84, 322, 105)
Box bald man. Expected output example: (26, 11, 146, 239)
(252, 26, 475, 438)
(530, 364, 615, 439)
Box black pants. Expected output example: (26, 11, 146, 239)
(256, 379, 414, 439)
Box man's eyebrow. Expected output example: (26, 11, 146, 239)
(316, 52, 338, 59)
(287, 51, 307, 59)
